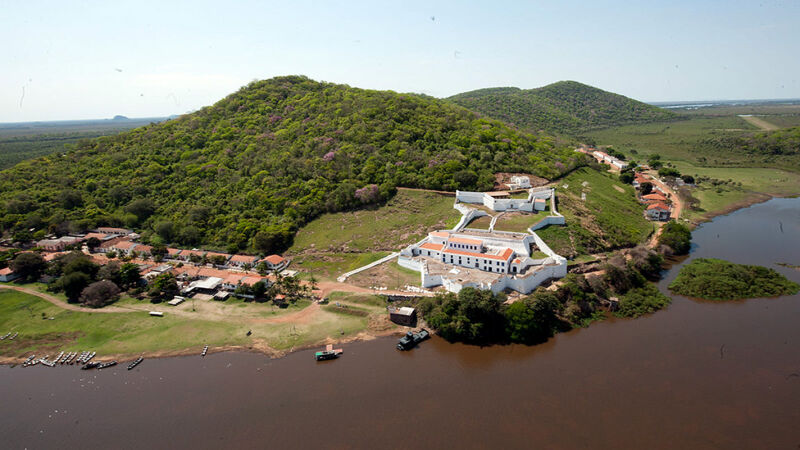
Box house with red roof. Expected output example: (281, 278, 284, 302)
(228, 254, 260, 268)
(0, 267, 19, 282)
(641, 193, 668, 203)
(645, 203, 671, 221)
(261, 255, 288, 271)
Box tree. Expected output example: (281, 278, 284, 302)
(252, 281, 268, 301)
(658, 221, 692, 255)
(119, 263, 142, 289)
(86, 237, 102, 252)
(59, 272, 92, 302)
(658, 167, 681, 178)
(63, 256, 99, 279)
(10, 252, 47, 282)
(79, 280, 121, 308)
(125, 198, 155, 223)
(97, 260, 122, 285)
(148, 272, 178, 302)
(154, 221, 175, 242)
(640, 182, 654, 195)
(619, 170, 634, 184)
(150, 243, 167, 262)
(454, 170, 479, 189)
(681, 175, 695, 184)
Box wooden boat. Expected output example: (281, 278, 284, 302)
(127, 357, 144, 370)
(96, 361, 117, 370)
(201, 345, 208, 357)
(314, 344, 343, 361)
(9, 332, 17, 340)
(81, 361, 100, 370)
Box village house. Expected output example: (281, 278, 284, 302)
(83, 232, 113, 243)
(388, 306, 417, 326)
(178, 249, 206, 262)
(95, 236, 130, 253)
(95, 227, 132, 236)
(0, 267, 20, 282)
(646, 203, 671, 221)
(228, 254, 259, 269)
(111, 240, 139, 255)
(165, 248, 183, 260)
(133, 244, 153, 257)
(261, 255, 288, 271)
(36, 236, 84, 252)
(641, 193, 668, 203)
(505, 175, 532, 190)
(205, 252, 232, 265)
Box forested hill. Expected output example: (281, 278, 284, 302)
(0, 76, 583, 254)
(448, 81, 677, 135)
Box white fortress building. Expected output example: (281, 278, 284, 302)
(397, 185, 567, 295)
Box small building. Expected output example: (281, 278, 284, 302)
(642, 193, 668, 203)
(228, 254, 259, 268)
(0, 267, 20, 282)
(112, 240, 138, 255)
(261, 255, 288, 271)
(506, 176, 532, 190)
(388, 306, 417, 326)
(165, 248, 183, 260)
(646, 203, 671, 221)
(205, 252, 232, 264)
(179, 249, 206, 262)
(36, 236, 82, 252)
(96, 227, 132, 236)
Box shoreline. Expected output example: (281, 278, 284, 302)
(0, 326, 404, 366)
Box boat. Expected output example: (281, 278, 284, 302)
(23, 355, 36, 366)
(0, 332, 10, 340)
(9, 332, 18, 340)
(201, 345, 208, 357)
(314, 344, 343, 361)
(396, 328, 430, 351)
(84, 352, 96, 364)
(81, 361, 100, 370)
(127, 357, 143, 370)
(96, 361, 117, 370)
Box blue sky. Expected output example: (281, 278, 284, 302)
(3, 0, 799, 121)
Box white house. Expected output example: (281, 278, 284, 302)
(506, 176, 531, 190)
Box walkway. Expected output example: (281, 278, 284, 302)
(336, 252, 400, 282)
(738, 114, 779, 131)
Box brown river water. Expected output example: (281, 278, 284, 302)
(1, 198, 799, 449)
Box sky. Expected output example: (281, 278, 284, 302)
(3, 0, 800, 122)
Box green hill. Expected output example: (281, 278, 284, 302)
(449, 81, 677, 135)
(0, 76, 583, 254)
(699, 125, 800, 172)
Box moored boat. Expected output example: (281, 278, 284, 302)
(127, 357, 144, 370)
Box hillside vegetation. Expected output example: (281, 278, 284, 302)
(449, 81, 676, 135)
(0, 76, 583, 253)
(536, 166, 652, 258)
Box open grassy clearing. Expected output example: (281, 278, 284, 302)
(348, 261, 422, 290)
(492, 212, 539, 233)
(465, 215, 492, 229)
(0, 286, 389, 357)
(289, 189, 459, 254)
(537, 167, 651, 258)
(291, 251, 390, 282)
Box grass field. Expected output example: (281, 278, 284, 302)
(465, 215, 492, 229)
(492, 212, 539, 233)
(0, 286, 392, 358)
(289, 189, 459, 254)
(292, 251, 390, 281)
(537, 167, 652, 257)
(348, 261, 422, 290)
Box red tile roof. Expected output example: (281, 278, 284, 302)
(642, 193, 667, 201)
(443, 247, 514, 261)
(230, 254, 258, 263)
(420, 242, 444, 251)
(114, 241, 137, 250)
(448, 236, 482, 246)
(167, 248, 182, 255)
(647, 203, 670, 211)
(0, 267, 13, 275)
(429, 231, 450, 238)
(264, 255, 285, 265)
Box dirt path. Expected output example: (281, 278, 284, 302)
(317, 281, 433, 298)
(738, 115, 779, 131)
(0, 285, 131, 313)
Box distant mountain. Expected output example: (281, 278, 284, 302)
(449, 81, 677, 135)
(112, 115, 130, 121)
(0, 76, 583, 253)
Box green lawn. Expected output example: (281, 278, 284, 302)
(348, 260, 422, 290)
(493, 213, 538, 233)
(292, 251, 390, 281)
(289, 189, 459, 254)
(465, 215, 492, 229)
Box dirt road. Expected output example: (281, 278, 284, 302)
(0, 285, 133, 313)
(738, 115, 779, 131)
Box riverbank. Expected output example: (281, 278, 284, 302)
(0, 286, 404, 365)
